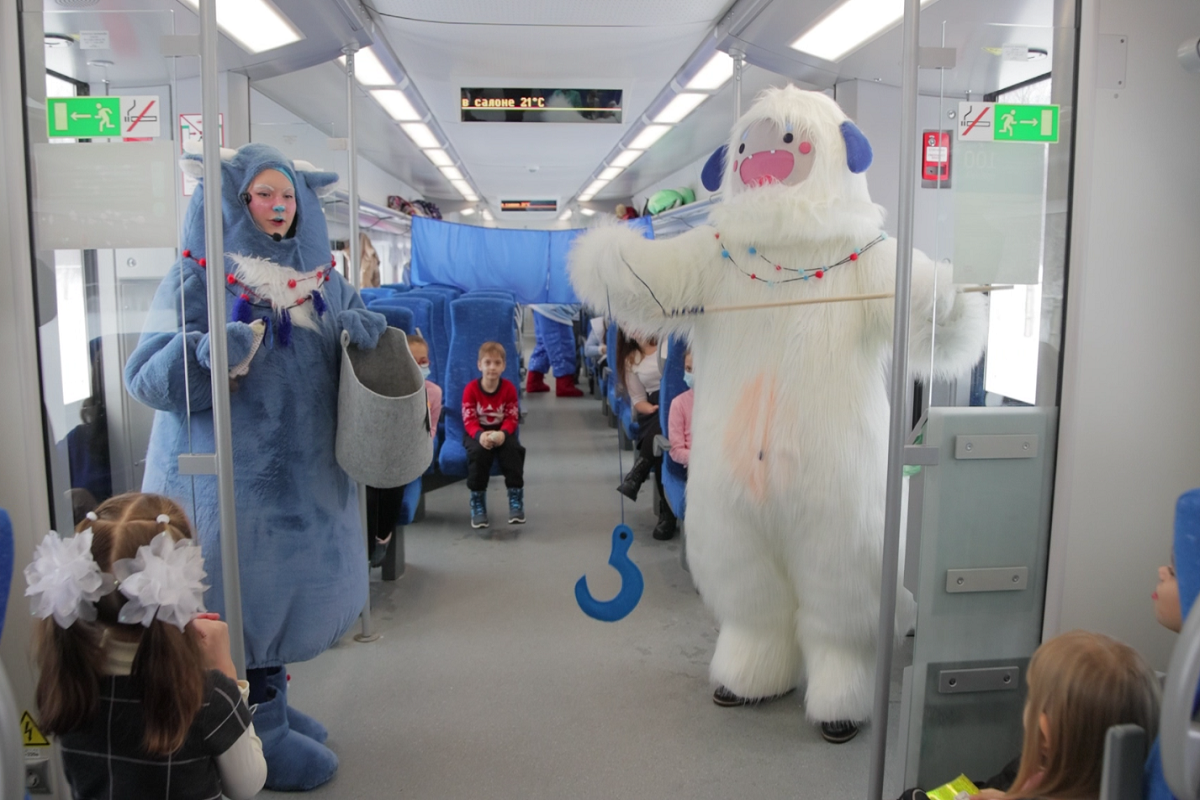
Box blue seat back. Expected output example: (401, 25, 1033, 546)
(419, 283, 463, 299)
(381, 283, 411, 293)
(373, 305, 415, 336)
(658, 339, 688, 518)
(369, 296, 438, 387)
(360, 287, 397, 304)
(438, 296, 521, 476)
(0, 510, 13, 641)
(407, 290, 452, 387)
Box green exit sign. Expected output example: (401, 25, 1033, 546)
(47, 96, 121, 138)
(992, 104, 1059, 142)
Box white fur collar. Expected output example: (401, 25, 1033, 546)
(227, 253, 325, 331)
(708, 182, 885, 248)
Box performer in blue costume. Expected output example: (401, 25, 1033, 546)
(125, 143, 386, 791)
(526, 304, 584, 397)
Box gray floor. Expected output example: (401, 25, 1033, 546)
(266, 376, 910, 800)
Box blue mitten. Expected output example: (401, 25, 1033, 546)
(196, 321, 257, 371)
(338, 308, 387, 349)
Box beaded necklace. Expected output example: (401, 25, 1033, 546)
(715, 231, 887, 287)
(183, 249, 335, 346)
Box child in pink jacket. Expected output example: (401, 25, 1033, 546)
(668, 350, 694, 467)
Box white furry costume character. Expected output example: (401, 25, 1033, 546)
(568, 87, 987, 725)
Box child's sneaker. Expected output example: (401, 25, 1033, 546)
(507, 487, 525, 524)
(470, 490, 488, 529)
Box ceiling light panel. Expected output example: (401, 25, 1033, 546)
(440, 166, 464, 181)
(401, 122, 440, 149)
(449, 179, 474, 197)
(558, 209, 573, 221)
(653, 92, 708, 124)
(583, 178, 609, 196)
(370, 90, 420, 122)
(180, 0, 302, 54)
(610, 149, 645, 168)
(461, 207, 476, 216)
(685, 51, 734, 91)
(790, 0, 937, 62)
(599, 166, 624, 181)
(628, 124, 671, 150)
(424, 149, 453, 167)
(340, 48, 394, 86)
(581, 208, 596, 216)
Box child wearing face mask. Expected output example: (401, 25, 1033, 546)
(364, 334, 442, 568)
(667, 350, 694, 468)
(408, 333, 442, 437)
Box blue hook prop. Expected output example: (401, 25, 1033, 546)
(575, 524, 643, 622)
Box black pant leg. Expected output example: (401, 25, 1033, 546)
(493, 435, 526, 489)
(464, 434, 495, 491)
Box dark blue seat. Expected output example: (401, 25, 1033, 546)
(439, 296, 521, 477)
(360, 287, 398, 304)
(658, 339, 688, 519)
(407, 290, 453, 388)
(0, 509, 12, 638)
(380, 283, 411, 293)
(368, 296, 437, 379)
(419, 283, 463, 299)
(607, 324, 639, 447)
(372, 305, 415, 336)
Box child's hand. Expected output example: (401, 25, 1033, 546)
(480, 432, 495, 449)
(190, 617, 238, 681)
(492, 431, 506, 446)
(968, 790, 1007, 800)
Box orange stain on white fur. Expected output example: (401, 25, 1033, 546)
(724, 373, 778, 502)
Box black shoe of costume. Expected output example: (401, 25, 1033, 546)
(820, 720, 860, 744)
(712, 685, 795, 707)
(617, 457, 653, 501)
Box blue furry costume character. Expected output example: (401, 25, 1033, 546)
(125, 143, 386, 790)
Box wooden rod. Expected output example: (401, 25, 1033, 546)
(691, 284, 1010, 316)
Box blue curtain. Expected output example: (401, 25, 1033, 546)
(411, 216, 654, 304)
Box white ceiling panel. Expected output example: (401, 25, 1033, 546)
(372, 3, 733, 209)
(368, 0, 733, 27)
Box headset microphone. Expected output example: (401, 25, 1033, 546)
(272, 233, 282, 242)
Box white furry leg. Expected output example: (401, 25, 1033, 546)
(687, 490, 800, 699)
(710, 620, 800, 699)
(797, 635, 875, 723)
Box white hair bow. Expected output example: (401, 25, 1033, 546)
(112, 532, 208, 632)
(24, 530, 116, 629)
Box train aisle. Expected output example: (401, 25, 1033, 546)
(268, 362, 907, 799)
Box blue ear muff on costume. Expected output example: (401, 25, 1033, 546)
(701, 145, 726, 192)
(840, 120, 872, 174)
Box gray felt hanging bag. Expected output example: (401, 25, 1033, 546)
(336, 326, 432, 488)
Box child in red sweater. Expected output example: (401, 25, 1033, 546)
(462, 341, 525, 528)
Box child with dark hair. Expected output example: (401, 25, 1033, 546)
(463, 341, 525, 528)
(26, 492, 266, 799)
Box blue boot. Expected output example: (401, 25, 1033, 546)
(254, 685, 338, 791)
(265, 666, 328, 744)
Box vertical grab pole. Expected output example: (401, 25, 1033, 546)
(345, 46, 379, 644)
(867, 0, 920, 796)
(200, 0, 246, 676)
(733, 50, 745, 119)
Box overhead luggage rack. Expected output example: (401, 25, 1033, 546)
(324, 191, 413, 238)
(650, 194, 722, 239)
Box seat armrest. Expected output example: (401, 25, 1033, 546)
(653, 434, 672, 457)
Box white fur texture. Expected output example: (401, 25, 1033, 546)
(228, 253, 325, 331)
(568, 85, 986, 723)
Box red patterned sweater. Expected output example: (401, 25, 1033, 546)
(462, 378, 519, 441)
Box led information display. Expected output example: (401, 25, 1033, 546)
(500, 200, 558, 212)
(461, 88, 621, 123)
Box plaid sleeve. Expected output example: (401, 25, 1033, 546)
(200, 672, 254, 756)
